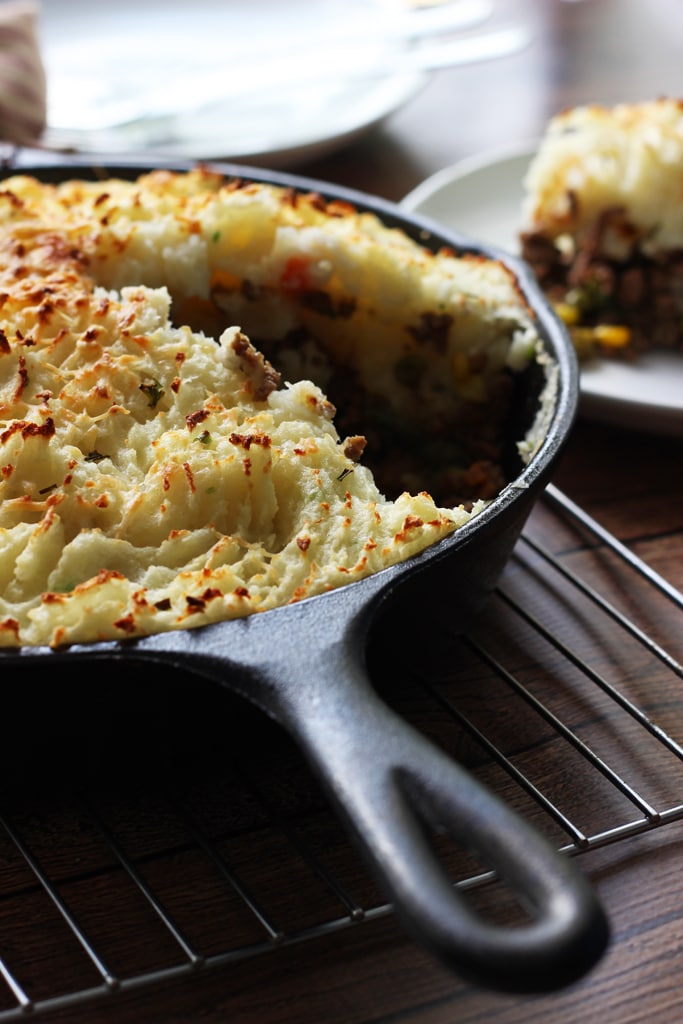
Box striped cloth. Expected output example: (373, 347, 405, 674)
(0, 0, 46, 144)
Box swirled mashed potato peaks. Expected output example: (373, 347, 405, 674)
(0, 168, 547, 648)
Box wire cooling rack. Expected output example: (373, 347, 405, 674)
(0, 484, 682, 1019)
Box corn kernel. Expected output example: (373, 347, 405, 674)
(570, 328, 596, 359)
(593, 324, 631, 347)
(458, 374, 487, 401)
(554, 301, 580, 326)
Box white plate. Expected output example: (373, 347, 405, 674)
(37, 0, 495, 168)
(401, 146, 683, 436)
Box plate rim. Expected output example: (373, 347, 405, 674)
(401, 140, 539, 213)
(41, 71, 427, 168)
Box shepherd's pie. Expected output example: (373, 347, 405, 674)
(0, 168, 550, 647)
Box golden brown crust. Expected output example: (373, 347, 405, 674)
(0, 169, 544, 647)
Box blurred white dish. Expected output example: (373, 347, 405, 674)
(38, 0, 526, 167)
(401, 146, 683, 436)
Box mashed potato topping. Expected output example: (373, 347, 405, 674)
(0, 167, 546, 648)
(521, 99, 683, 257)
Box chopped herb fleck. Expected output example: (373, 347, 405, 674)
(55, 580, 76, 593)
(139, 378, 165, 408)
(195, 430, 212, 446)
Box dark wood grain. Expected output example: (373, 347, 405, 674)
(3, 1, 683, 1021)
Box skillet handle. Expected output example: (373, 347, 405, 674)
(272, 663, 609, 993)
(117, 597, 609, 992)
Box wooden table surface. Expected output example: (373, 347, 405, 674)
(4, 1, 683, 1021)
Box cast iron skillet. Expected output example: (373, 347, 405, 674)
(0, 154, 609, 993)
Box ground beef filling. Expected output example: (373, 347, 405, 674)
(255, 329, 510, 509)
(520, 216, 683, 359)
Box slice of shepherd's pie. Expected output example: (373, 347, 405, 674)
(519, 98, 683, 360)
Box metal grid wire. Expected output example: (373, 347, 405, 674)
(0, 484, 681, 1019)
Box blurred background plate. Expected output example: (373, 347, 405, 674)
(401, 145, 683, 437)
(38, 0, 509, 167)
